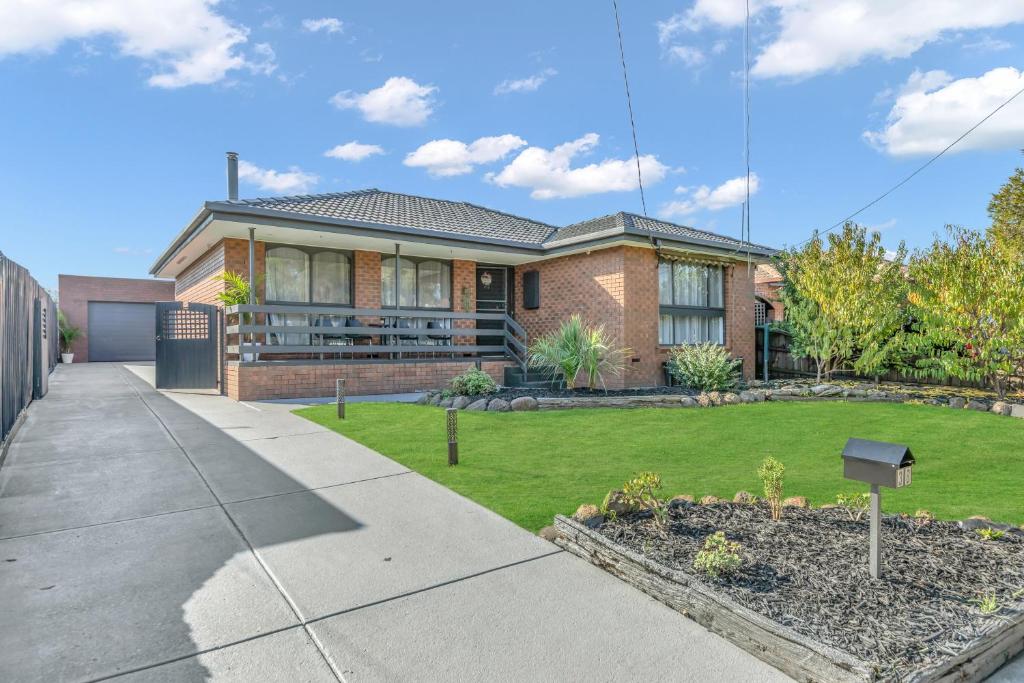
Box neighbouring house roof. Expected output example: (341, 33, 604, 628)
(151, 188, 776, 276)
(755, 263, 783, 283)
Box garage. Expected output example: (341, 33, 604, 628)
(87, 302, 157, 361)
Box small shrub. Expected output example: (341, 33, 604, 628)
(667, 342, 741, 392)
(836, 492, 870, 521)
(974, 593, 999, 615)
(693, 531, 743, 579)
(976, 528, 1005, 541)
(620, 472, 667, 527)
(528, 314, 630, 390)
(758, 456, 785, 521)
(914, 509, 934, 526)
(447, 368, 498, 396)
(57, 310, 82, 354)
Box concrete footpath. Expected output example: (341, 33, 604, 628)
(0, 363, 792, 681)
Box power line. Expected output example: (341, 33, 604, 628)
(742, 0, 752, 266)
(612, 0, 648, 217)
(791, 82, 1024, 249)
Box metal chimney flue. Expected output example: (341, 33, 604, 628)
(226, 151, 239, 201)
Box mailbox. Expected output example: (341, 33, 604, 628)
(842, 438, 914, 489)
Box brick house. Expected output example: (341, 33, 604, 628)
(150, 154, 774, 400)
(754, 263, 785, 324)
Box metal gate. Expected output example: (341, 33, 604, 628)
(155, 302, 219, 390)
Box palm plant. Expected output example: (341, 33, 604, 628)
(216, 271, 259, 313)
(528, 314, 630, 390)
(57, 310, 81, 354)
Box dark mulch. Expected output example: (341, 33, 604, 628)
(489, 385, 700, 400)
(599, 503, 1024, 679)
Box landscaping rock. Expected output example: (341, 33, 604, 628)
(845, 388, 866, 397)
(812, 384, 842, 397)
(430, 393, 443, 406)
(818, 503, 839, 510)
(602, 490, 640, 515)
(866, 390, 889, 399)
(722, 392, 741, 405)
(699, 495, 722, 505)
(537, 525, 560, 542)
(707, 391, 723, 405)
(573, 504, 602, 521)
(509, 396, 539, 411)
(733, 491, 757, 504)
(739, 391, 757, 403)
(439, 397, 455, 408)
(670, 494, 695, 505)
(966, 399, 988, 412)
(783, 496, 809, 508)
(679, 396, 697, 407)
(465, 398, 489, 411)
(696, 393, 713, 408)
(451, 396, 472, 410)
(991, 401, 1012, 416)
(948, 396, 966, 409)
(487, 398, 511, 412)
(416, 393, 433, 405)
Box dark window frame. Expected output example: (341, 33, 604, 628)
(658, 260, 727, 346)
(381, 254, 454, 311)
(264, 243, 355, 308)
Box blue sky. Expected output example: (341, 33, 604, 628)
(1, 1, 1023, 289)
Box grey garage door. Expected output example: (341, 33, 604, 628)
(88, 302, 157, 361)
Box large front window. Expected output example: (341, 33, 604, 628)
(381, 256, 451, 308)
(265, 245, 352, 345)
(658, 260, 725, 345)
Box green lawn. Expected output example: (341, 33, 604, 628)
(295, 401, 1024, 532)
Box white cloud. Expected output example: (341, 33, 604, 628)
(324, 141, 384, 162)
(493, 68, 557, 95)
(963, 36, 1013, 52)
(0, 0, 273, 88)
(404, 135, 527, 177)
(302, 17, 343, 34)
(864, 67, 1024, 156)
(660, 173, 759, 217)
(667, 45, 705, 67)
(487, 133, 668, 200)
(658, 1, 1024, 80)
(238, 160, 318, 194)
(330, 76, 437, 126)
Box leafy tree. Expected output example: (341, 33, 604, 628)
(907, 226, 1024, 399)
(777, 223, 907, 382)
(988, 163, 1024, 258)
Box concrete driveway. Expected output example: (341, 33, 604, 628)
(0, 363, 793, 681)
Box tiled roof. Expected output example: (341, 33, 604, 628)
(553, 212, 771, 252)
(755, 263, 783, 282)
(234, 189, 558, 245)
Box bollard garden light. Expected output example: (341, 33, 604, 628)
(446, 407, 458, 466)
(336, 378, 346, 419)
(841, 438, 915, 579)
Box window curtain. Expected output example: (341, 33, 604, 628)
(657, 260, 726, 345)
(311, 251, 351, 304)
(381, 257, 450, 308)
(266, 247, 308, 302)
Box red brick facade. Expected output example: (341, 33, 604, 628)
(173, 238, 757, 397)
(58, 274, 175, 362)
(225, 359, 511, 401)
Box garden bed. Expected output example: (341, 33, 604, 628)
(554, 503, 1024, 682)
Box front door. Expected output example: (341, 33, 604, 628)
(475, 266, 509, 352)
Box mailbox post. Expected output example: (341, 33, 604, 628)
(841, 438, 915, 579)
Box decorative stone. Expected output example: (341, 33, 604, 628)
(948, 397, 966, 409)
(487, 398, 511, 412)
(602, 490, 639, 515)
(818, 503, 839, 510)
(430, 393, 443, 406)
(465, 398, 489, 411)
(697, 393, 713, 408)
(415, 393, 432, 405)
(509, 396, 539, 411)
(670, 494, 695, 504)
(537, 525, 560, 542)
(439, 397, 455, 408)
(991, 401, 1012, 416)
(699, 495, 722, 505)
(812, 384, 842, 397)
(452, 395, 472, 410)
(733, 491, 757, 504)
(722, 392, 741, 405)
(739, 391, 757, 403)
(783, 496, 809, 508)
(866, 390, 889, 399)
(707, 391, 723, 405)
(573, 504, 602, 521)
(679, 396, 697, 407)
(845, 388, 866, 397)
(966, 399, 988, 412)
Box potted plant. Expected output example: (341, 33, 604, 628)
(217, 271, 261, 361)
(57, 310, 82, 363)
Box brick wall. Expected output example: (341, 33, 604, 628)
(452, 259, 476, 345)
(57, 274, 175, 362)
(755, 280, 784, 321)
(175, 242, 226, 305)
(512, 245, 757, 387)
(354, 250, 381, 308)
(226, 359, 511, 400)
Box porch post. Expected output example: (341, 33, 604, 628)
(248, 228, 256, 304)
(394, 243, 401, 310)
